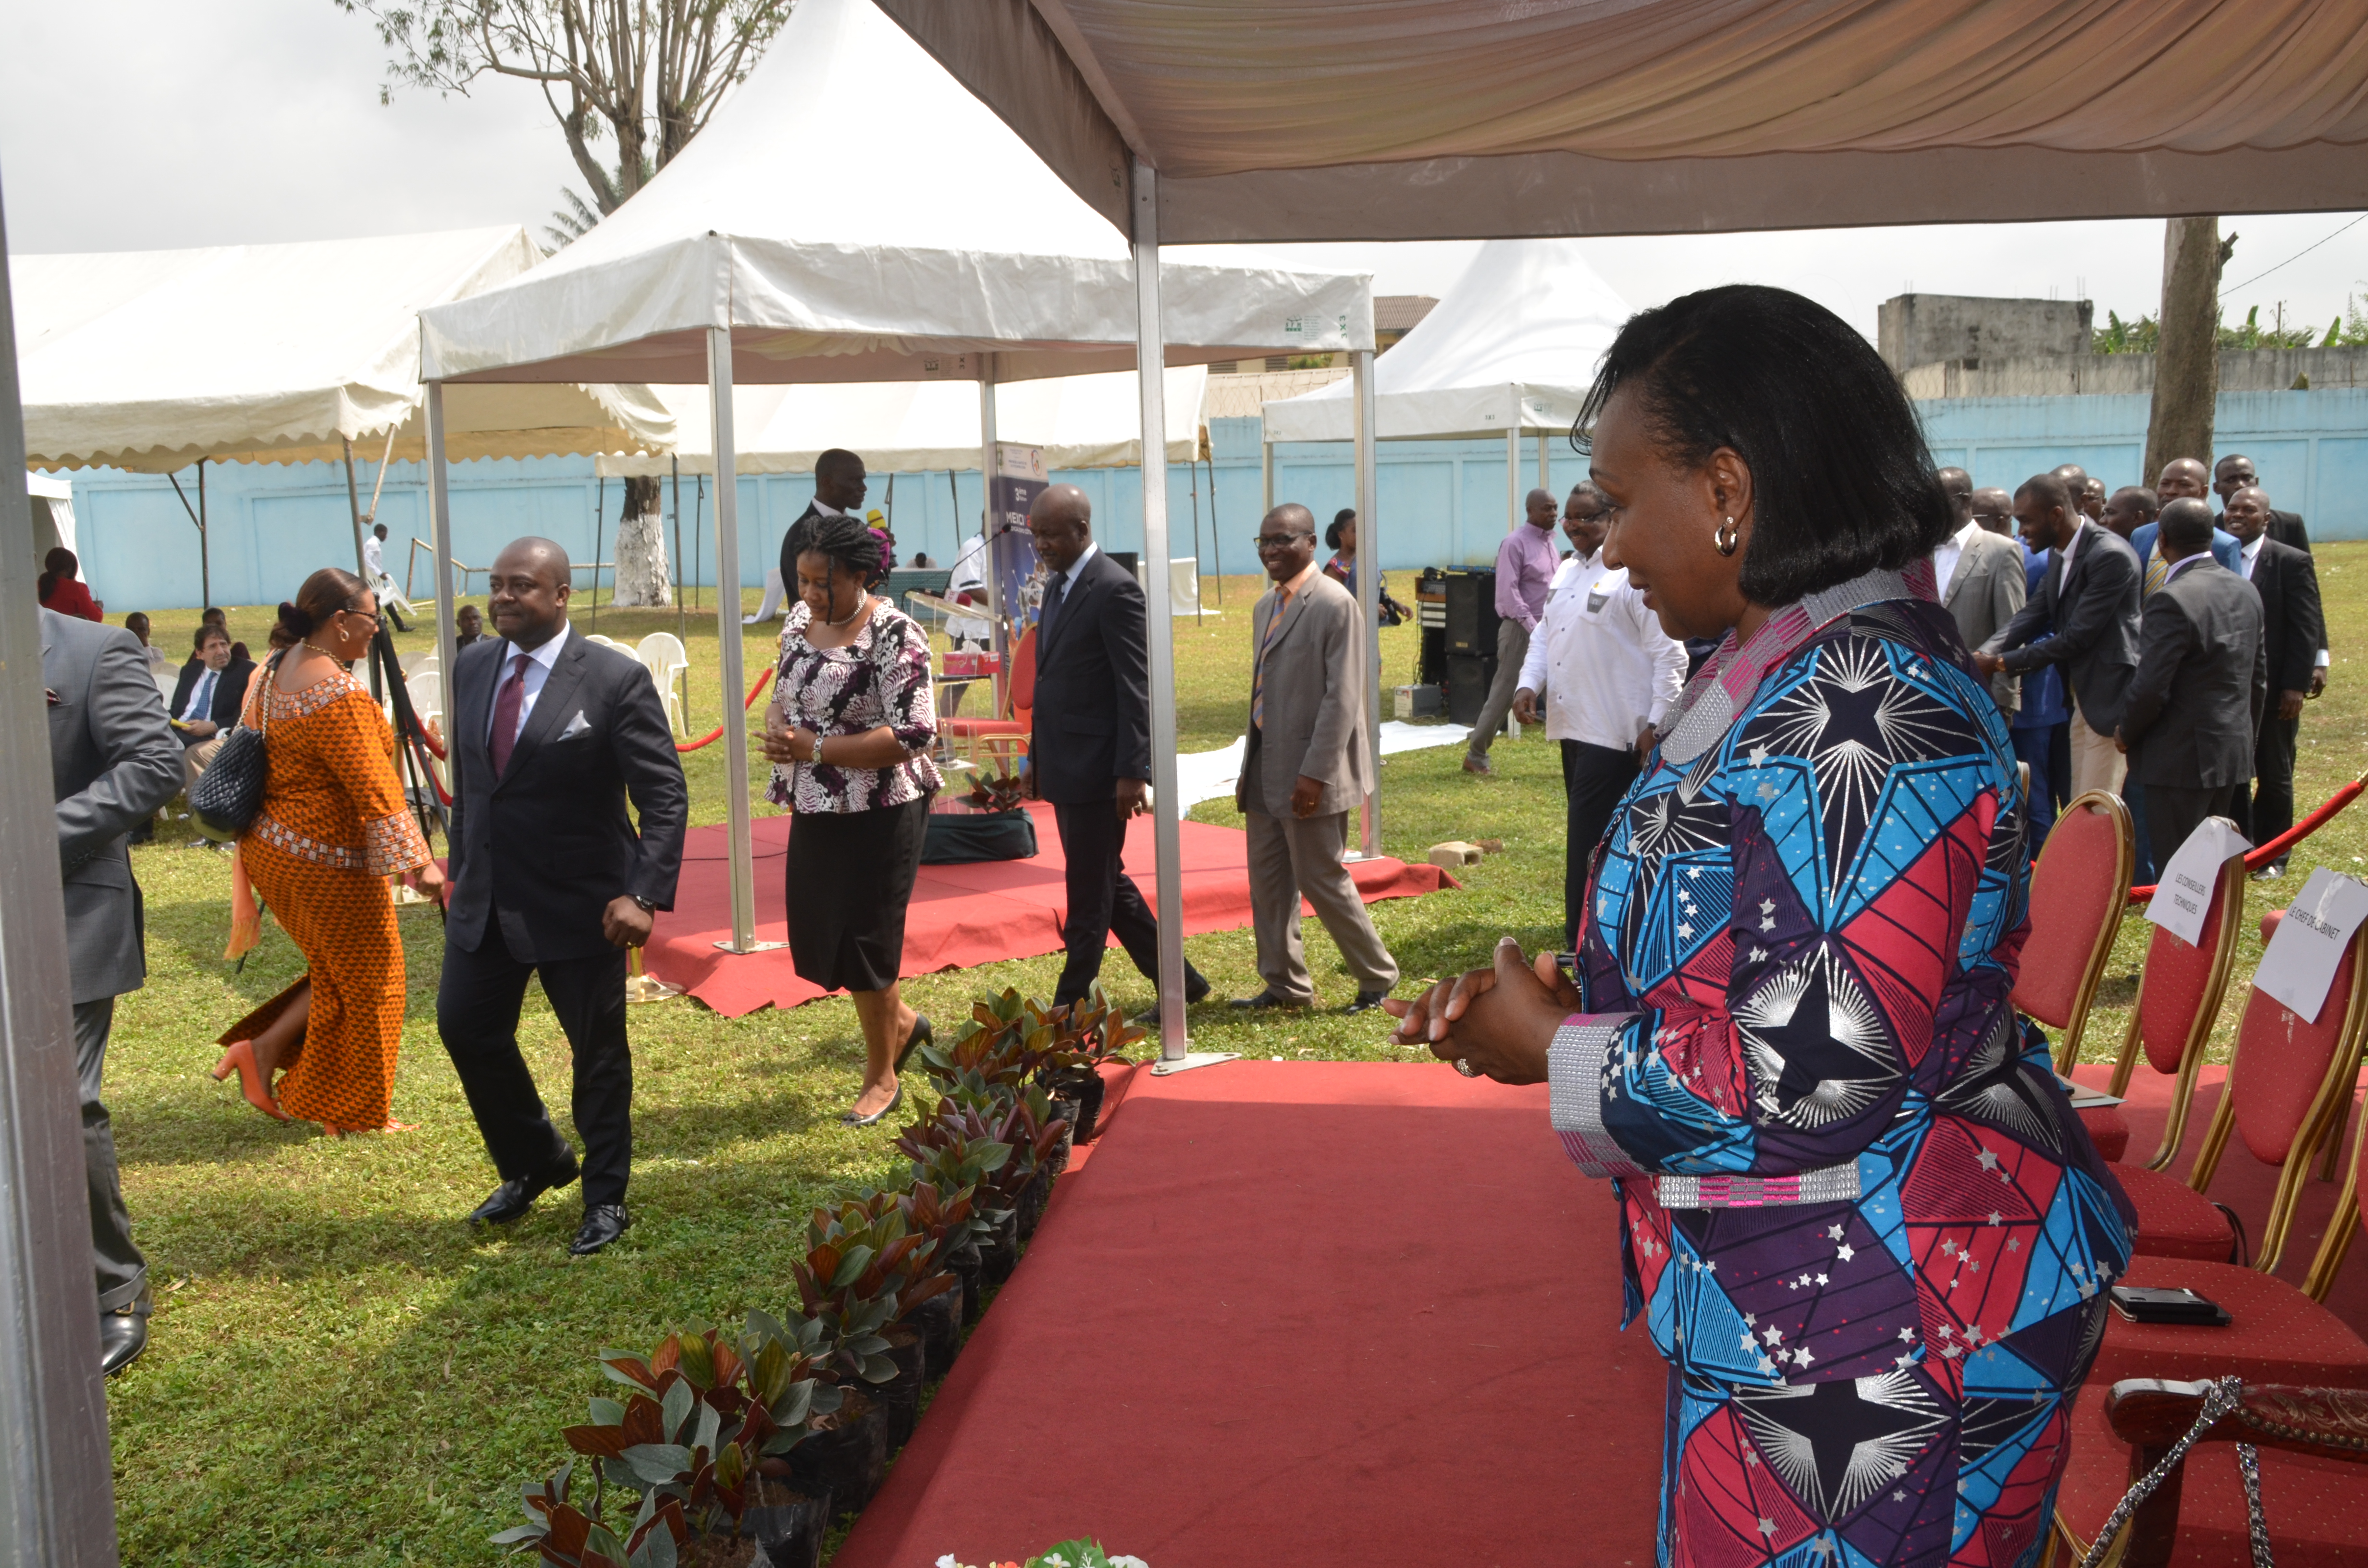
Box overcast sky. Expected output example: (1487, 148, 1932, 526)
(8, 0, 2367, 345)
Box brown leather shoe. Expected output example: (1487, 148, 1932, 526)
(1462, 753, 1492, 775)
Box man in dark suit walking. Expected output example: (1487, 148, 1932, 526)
(2114, 500, 2268, 870)
(45, 609, 184, 1374)
(2224, 485, 2325, 878)
(752, 447, 868, 624)
(1975, 472, 2142, 803)
(1022, 485, 1209, 1018)
(2215, 453, 2311, 553)
(439, 537, 688, 1255)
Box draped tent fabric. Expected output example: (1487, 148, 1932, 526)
(11, 228, 671, 473)
(593, 365, 1209, 478)
(874, 0, 2368, 243)
(1261, 239, 1626, 442)
(414, 0, 1374, 390)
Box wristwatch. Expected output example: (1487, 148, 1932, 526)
(631, 894, 657, 913)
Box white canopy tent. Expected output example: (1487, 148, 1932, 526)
(11, 226, 673, 601)
(593, 365, 1209, 478)
(415, 0, 1375, 1031)
(1260, 239, 1627, 532)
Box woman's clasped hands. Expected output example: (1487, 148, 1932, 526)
(1381, 936, 1579, 1086)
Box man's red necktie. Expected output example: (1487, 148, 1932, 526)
(490, 651, 530, 776)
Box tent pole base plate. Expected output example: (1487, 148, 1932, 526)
(1151, 1052, 1239, 1077)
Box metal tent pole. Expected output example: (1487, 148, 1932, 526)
(589, 475, 605, 635)
(1205, 447, 1223, 606)
(673, 456, 685, 645)
(1133, 161, 1190, 1059)
(342, 438, 380, 700)
(0, 180, 124, 1568)
(707, 326, 771, 956)
(1505, 393, 1519, 535)
(425, 384, 459, 732)
(1354, 349, 1382, 860)
(979, 358, 1003, 713)
(1260, 437, 1274, 517)
(197, 458, 210, 610)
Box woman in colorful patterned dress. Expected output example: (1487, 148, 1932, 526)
(1389, 286, 2132, 1568)
(762, 513, 941, 1127)
(213, 569, 443, 1134)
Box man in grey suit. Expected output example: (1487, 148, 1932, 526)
(2114, 500, 2268, 871)
(43, 609, 184, 1375)
(1232, 505, 1398, 1013)
(1932, 467, 2025, 713)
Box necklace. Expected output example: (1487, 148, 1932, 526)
(301, 640, 347, 662)
(824, 593, 862, 628)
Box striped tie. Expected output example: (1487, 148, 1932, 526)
(2142, 545, 2168, 597)
(1251, 584, 1292, 730)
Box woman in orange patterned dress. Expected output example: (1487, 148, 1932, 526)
(212, 569, 444, 1134)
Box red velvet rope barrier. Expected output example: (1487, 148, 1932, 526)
(676, 667, 776, 752)
(2126, 772, 2367, 902)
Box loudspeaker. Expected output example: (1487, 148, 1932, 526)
(1443, 570, 1499, 657)
(1446, 655, 1496, 727)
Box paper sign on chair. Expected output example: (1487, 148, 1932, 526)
(2255, 868, 2368, 1025)
(2145, 817, 2250, 949)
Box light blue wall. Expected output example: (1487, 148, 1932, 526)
(59, 385, 2362, 612)
(1917, 388, 2368, 537)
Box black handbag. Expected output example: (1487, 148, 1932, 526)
(189, 654, 277, 843)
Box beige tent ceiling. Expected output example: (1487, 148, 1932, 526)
(876, 0, 2368, 243)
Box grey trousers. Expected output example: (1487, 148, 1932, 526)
(1466, 619, 1531, 757)
(1246, 808, 1400, 1003)
(2143, 782, 2232, 874)
(75, 997, 147, 1314)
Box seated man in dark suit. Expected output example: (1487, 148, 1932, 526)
(2115, 499, 2268, 871)
(2224, 485, 2326, 878)
(438, 537, 689, 1256)
(1021, 484, 1209, 1021)
(169, 623, 257, 791)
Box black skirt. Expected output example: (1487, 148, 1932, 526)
(784, 794, 931, 993)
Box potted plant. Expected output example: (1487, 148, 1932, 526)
(493, 1459, 683, 1568)
(796, 1192, 956, 1451)
(501, 1319, 839, 1568)
(883, 1179, 980, 1372)
(1035, 987, 1144, 1144)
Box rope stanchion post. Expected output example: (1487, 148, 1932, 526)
(676, 667, 774, 754)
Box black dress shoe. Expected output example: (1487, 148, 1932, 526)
(1229, 991, 1304, 1010)
(894, 1014, 933, 1075)
(1133, 975, 1216, 1025)
(570, 1204, 631, 1255)
(1345, 990, 1392, 1014)
(100, 1288, 151, 1377)
(468, 1149, 580, 1225)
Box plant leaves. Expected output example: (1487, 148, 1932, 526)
(597, 1351, 661, 1391)
(562, 1423, 629, 1460)
(621, 1394, 667, 1448)
(587, 1396, 627, 1428)
(621, 1443, 695, 1485)
(830, 1243, 876, 1291)
(660, 1378, 695, 1444)
(674, 1332, 715, 1391)
(488, 1524, 548, 1545)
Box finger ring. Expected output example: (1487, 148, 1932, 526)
(1454, 1058, 1480, 1078)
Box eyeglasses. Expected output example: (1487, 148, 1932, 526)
(1252, 533, 1312, 552)
(341, 607, 385, 628)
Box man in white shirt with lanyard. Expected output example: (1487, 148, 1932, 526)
(1513, 481, 1688, 949)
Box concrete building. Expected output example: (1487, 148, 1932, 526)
(1878, 293, 2092, 374)
(1901, 344, 2368, 399)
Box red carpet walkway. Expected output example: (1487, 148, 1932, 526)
(643, 803, 1453, 1016)
(832, 1062, 1666, 1568)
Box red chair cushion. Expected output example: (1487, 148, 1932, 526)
(2113, 1164, 2235, 1261)
(2058, 1393, 2368, 1566)
(2080, 1103, 2131, 1162)
(2092, 1257, 2368, 1387)
(2013, 801, 2124, 1029)
(2229, 938, 2359, 1166)
(2138, 877, 2232, 1076)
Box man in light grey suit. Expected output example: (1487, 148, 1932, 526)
(1233, 504, 1398, 1013)
(43, 608, 184, 1376)
(1933, 467, 2025, 713)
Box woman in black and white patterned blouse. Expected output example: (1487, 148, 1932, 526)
(762, 514, 942, 1126)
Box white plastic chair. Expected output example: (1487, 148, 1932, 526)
(635, 632, 690, 733)
(399, 650, 428, 676)
(152, 668, 178, 707)
(584, 633, 627, 652)
(405, 671, 444, 724)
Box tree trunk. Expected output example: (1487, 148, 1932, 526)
(610, 475, 672, 607)
(2144, 217, 2227, 485)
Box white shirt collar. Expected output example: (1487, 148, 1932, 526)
(2241, 532, 2265, 565)
(1950, 517, 1982, 551)
(506, 621, 570, 670)
(812, 498, 845, 518)
(2163, 550, 2214, 584)
(1060, 541, 1099, 588)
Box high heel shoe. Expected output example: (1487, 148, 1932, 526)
(210, 1040, 289, 1121)
(839, 1083, 903, 1128)
(894, 1014, 933, 1076)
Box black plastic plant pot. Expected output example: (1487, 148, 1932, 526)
(976, 1207, 1020, 1289)
(1015, 1166, 1052, 1243)
(945, 1240, 984, 1324)
(742, 1478, 832, 1568)
(873, 1335, 927, 1450)
(1051, 1068, 1106, 1143)
(788, 1399, 888, 1517)
(912, 1284, 962, 1376)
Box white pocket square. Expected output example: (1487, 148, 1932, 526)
(559, 710, 592, 738)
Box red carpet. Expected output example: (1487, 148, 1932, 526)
(831, 1062, 1665, 1568)
(643, 803, 1454, 1017)
(2067, 1060, 2368, 1333)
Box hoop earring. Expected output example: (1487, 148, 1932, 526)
(1713, 516, 1740, 557)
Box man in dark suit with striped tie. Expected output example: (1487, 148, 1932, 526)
(1019, 485, 1209, 1019)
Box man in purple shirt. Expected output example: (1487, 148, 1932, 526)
(1464, 488, 1561, 773)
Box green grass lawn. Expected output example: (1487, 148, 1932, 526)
(104, 551, 2368, 1562)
